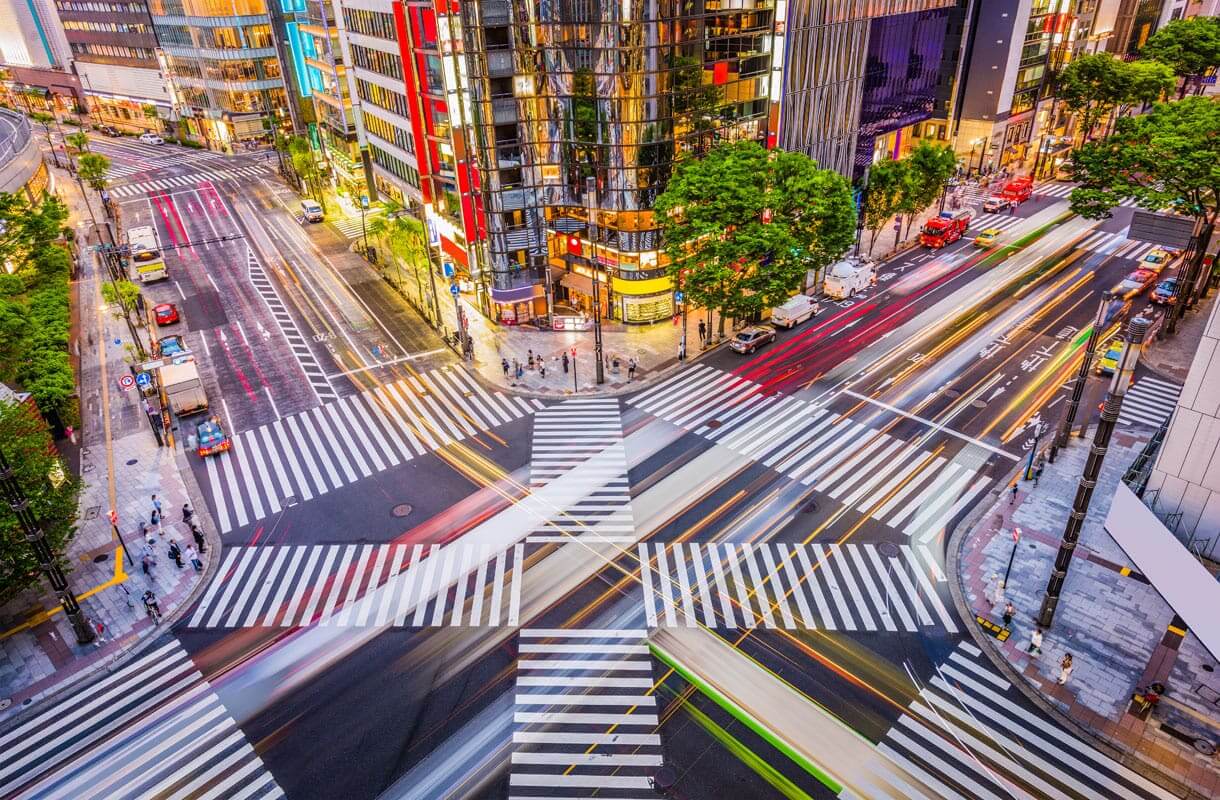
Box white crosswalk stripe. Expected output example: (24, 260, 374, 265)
(200, 367, 544, 533)
(628, 365, 993, 541)
(0, 639, 283, 799)
(184, 541, 524, 628)
(1035, 181, 1076, 198)
(107, 166, 271, 197)
(511, 629, 663, 795)
(968, 213, 1025, 234)
(639, 541, 957, 633)
(526, 399, 635, 544)
(1117, 376, 1181, 429)
(328, 211, 383, 240)
(1075, 229, 1129, 254)
(869, 641, 1178, 800)
(1109, 239, 1160, 262)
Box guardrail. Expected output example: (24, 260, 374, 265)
(0, 109, 33, 167)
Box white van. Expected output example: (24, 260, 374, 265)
(770, 294, 821, 328)
(822, 259, 873, 300)
(301, 199, 324, 223)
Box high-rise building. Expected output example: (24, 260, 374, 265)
(0, 0, 81, 107)
(54, 0, 173, 133)
(148, 0, 291, 149)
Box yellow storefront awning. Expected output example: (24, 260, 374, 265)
(613, 274, 673, 296)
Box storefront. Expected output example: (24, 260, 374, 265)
(492, 284, 545, 326)
(613, 273, 674, 324)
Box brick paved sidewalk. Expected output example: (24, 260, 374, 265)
(0, 174, 218, 725)
(952, 432, 1220, 798)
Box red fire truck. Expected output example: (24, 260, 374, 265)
(920, 209, 973, 248)
(1000, 176, 1034, 204)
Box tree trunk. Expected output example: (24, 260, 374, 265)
(868, 228, 879, 255)
(1179, 80, 1188, 100)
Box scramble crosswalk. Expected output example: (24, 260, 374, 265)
(526, 399, 635, 544)
(1118, 376, 1182, 429)
(863, 641, 1177, 800)
(968, 212, 1025, 235)
(107, 166, 272, 197)
(510, 629, 663, 796)
(628, 365, 996, 543)
(201, 367, 545, 532)
(1074, 229, 1161, 261)
(184, 541, 524, 628)
(0, 640, 283, 799)
(638, 541, 956, 633)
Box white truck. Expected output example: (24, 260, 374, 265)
(161, 360, 208, 416)
(822, 259, 873, 300)
(769, 294, 822, 328)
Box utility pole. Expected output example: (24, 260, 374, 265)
(1039, 315, 1149, 628)
(0, 448, 95, 644)
(1049, 291, 1113, 462)
(1166, 222, 1214, 336)
(585, 177, 605, 384)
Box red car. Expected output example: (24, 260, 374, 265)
(1112, 268, 1159, 300)
(154, 303, 179, 326)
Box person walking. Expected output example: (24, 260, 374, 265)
(168, 540, 184, 569)
(562, 352, 569, 373)
(501, 358, 509, 377)
(698, 320, 707, 346)
(1010, 482, 1019, 504)
(1028, 627, 1043, 655)
(141, 552, 154, 576)
(191, 522, 205, 552)
(539, 362, 546, 379)
(152, 494, 163, 522)
(1002, 601, 1015, 628)
(628, 358, 637, 382)
(1034, 462, 1044, 486)
(92, 620, 107, 648)
(182, 503, 193, 525)
(527, 349, 535, 369)
(1057, 653, 1074, 685)
(186, 544, 203, 572)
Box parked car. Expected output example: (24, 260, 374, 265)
(300, 199, 324, 223)
(974, 227, 1003, 248)
(1151, 277, 1179, 305)
(158, 334, 186, 357)
(1111, 268, 1159, 299)
(195, 417, 231, 457)
(138, 133, 164, 145)
(153, 303, 179, 326)
(729, 326, 777, 354)
(97, 125, 121, 137)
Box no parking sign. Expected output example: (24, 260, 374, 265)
(117, 374, 135, 391)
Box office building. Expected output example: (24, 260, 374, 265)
(0, 0, 81, 105)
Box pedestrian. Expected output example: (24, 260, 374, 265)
(1057, 653, 1074, 685)
(698, 320, 707, 345)
(1028, 627, 1043, 655)
(562, 352, 569, 373)
(91, 619, 107, 647)
(1034, 462, 1044, 486)
(501, 357, 509, 376)
(1002, 601, 1015, 628)
(152, 493, 162, 519)
(141, 553, 154, 576)
(1010, 482, 1019, 504)
(168, 540, 184, 569)
(186, 544, 203, 572)
(150, 508, 161, 532)
(515, 360, 524, 380)
(527, 349, 535, 369)
(678, 342, 686, 362)
(191, 522, 205, 552)
(182, 503, 193, 524)
(628, 358, 637, 381)
(539, 362, 546, 378)
(138, 520, 148, 541)
(142, 590, 162, 624)
(985, 572, 1002, 606)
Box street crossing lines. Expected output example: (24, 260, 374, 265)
(1074, 229, 1160, 261)
(629, 365, 993, 541)
(510, 629, 663, 795)
(202, 366, 544, 533)
(107, 166, 271, 197)
(184, 541, 524, 628)
(1109, 239, 1160, 262)
(1036, 181, 1076, 199)
(526, 399, 635, 544)
(871, 642, 1177, 800)
(968, 213, 1025, 234)
(1117, 376, 1181, 429)
(0, 639, 283, 799)
(328, 211, 382, 240)
(638, 541, 957, 633)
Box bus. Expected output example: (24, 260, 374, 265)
(127, 225, 167, 282)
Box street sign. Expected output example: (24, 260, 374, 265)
(674, 290, 684, 303)
(442, 262, 455, 278)
(135, 371, 152, 389)
(360, 194, 369, 209)
(450, 283, 460, 296)
(1013, 527, 1022, 543)
(117, 374, 135, 391)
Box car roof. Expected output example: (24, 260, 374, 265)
(738, 327, 767, 335)
(154, 302, 175, 310)
(1128, 269, 1157, 279)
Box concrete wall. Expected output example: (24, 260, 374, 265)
(1147, 294, 1220, 560)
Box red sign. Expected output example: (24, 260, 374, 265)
(117, 374, 135, 391)
(567, 235, 582, 256)
(108, 509, 118, 526)
(1013, 527, 1022, 543)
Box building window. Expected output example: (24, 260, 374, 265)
(370, 143, 420, 189)
(350, 44, 402, 80)
(342, 8, 396, 40)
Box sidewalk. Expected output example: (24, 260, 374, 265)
(0, 170, 216, 725)
(952, 429, 1220, 797)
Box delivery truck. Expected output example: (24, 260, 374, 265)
(823, 259, 873, 300)
(161, 360, 208, 416)
(919, 209, 972, 248)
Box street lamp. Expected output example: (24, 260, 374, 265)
(585, 177, 606, 385)
(359, 193, 369, 256)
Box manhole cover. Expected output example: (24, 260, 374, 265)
(84, 506, 101, 520)
(972, 399, 987, 409)
(1202, 663, 1215, 673)
(392, 503, 414, 518)
(1192, 738, 1216, 756)
(125, 459, 138, 466)
(944, 389, 962, 399)
(706, 420, 722, 429)
(878, 542, 901, 558)
(651, 767, 676, 791)
(92, 552, 109, 564)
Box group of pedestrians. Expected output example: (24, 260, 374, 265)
(136, 496, 208, 623)
(500, 350, 639, 384)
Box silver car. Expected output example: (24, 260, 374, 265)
(729, 326, 777, 354)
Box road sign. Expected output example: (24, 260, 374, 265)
(1013, 527, 1022, 543)
(442, 262, 455, 278)
(117, 374, 135, 391)
(135, 371, 152, 389)
(360, 194, 369, 209)
(674, 290, 684, 303)
(450, 283, 460, 296)
(108, 509, 118, 526)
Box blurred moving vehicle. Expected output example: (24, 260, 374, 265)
(1096, 338, 1124, 376)
(301, 199, 324, 223)
(982, 196, 1009, 213)
(1112, 268, 1159, 299)
(974, 228, 1003, 248)
(1139, 248, 1178, 273)
(920, 209, 972, 249)
(729, 326, 777, 354)
(138, 133, 164, 145)
(195, 417, 231, 457)
(1151, 277, 1179, 305)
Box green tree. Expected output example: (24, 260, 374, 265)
(654, 141, 855, 336)
(901, 141, 959, 237)
(76, 152, 111, 192)
(0, 193, 68, 267)
(287, 135, 326, 211)
(100, 279, 142, 328)
(1069, 96, 1219, 226)
(367, 201, 438, 320)
(1123, 59, 1177, 109)
(861, 158, 908, 255)
(1140, 16, 1220, 98)
(65, 130, 90, 153)
(0, 397, 81, 602)
(1057, 53, 1132, 142)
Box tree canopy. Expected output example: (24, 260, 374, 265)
(1068, 96, 1220, 225)
(654, 141, 855, 332)
(1056, 53, 1174, 141)
(1140, 16, 1220, 96)
(76, 153, 111, 192)
(861, 158, 908, 254)
(0, 397, 81, 603)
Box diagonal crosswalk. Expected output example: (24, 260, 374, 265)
(638, 541, 957, 633)
(107, 166, 272, 197)
(867, 641, 1177, 800)
(526, 399, 635, 544)
(184, 541, 524, 628)
(200, 367, 545, 533)
(628, 366, 994, 543)
(0, 639, 283, 799)
(511, 629, 663, 796)
(1117, 376, 1181, 429)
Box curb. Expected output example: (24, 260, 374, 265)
(945, 459, 1201, 799)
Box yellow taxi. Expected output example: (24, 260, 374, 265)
(1095, 337, 1124, 376)
(974, 227, 1003, 248)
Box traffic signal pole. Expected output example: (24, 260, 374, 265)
(1049, 291, 1111, 462)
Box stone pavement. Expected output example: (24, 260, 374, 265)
(0, 170, 217, 725)
(952, 431, 1220, 798)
